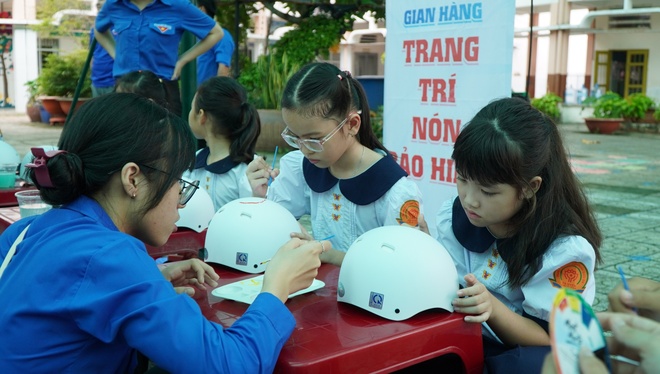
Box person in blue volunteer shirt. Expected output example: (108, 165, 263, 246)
(90, 1, 115, 97)
(195, 0, 235, 84)
(89, 28, 115, 97)
(94, 0, 223, 116)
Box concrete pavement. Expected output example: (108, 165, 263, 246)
(2, 108, 660, 312)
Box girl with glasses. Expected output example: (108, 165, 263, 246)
(247, 62, 424, 267)
(185, 76, 259, 210)
(0, 93, 323, 372)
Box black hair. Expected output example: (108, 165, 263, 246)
(193, 77, 260, 164)
(115, 70, 168, 109)
(453, 97, 602, 287)
(195, 0, 217, 18)
(31, 93, 196, 214)
(281, 62, 386, 151)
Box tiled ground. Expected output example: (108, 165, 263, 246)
(562, 123, 660, 311)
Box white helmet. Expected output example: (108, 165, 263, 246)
(337, 226, 459, 321)
(0, 140, 20, 165)
(176, 185, 215, 233)
(19, 145, 58, 184)
(205, 197, 300, 273)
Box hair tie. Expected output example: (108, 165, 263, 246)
(337, 74, 343, 81)
(343, 70, 353, 79)
(25, 147, 67, 188)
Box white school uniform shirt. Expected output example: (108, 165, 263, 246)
(268, 150, 423, 252)
(183, 148, 252, 211)
(435, 197, 596, 343)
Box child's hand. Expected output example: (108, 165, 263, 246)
(246, 156, 279, 198)
(290, 223, 313, 241)
(159, 259, 219, 296)
(452, 273, 493, 323)
(417, 213, 430, 235)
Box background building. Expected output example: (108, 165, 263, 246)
(1, 0, 658, 113)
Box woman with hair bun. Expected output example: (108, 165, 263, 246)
(0, 93, 324, 372)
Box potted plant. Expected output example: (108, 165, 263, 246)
(581, 92, 626, 134)
(531, 93, 562, 122)
(238, 52, 300, 151)
(622, 93, 656, 123)
(37, 50, 92, 123)
(24, 79, 42, 122)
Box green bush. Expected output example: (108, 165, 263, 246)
(37, 50, 91, 98)
(582, 91, 626, 119)
(531, 93, 562, 121)
(238, 53, 300, 109)
(370, 106, 384, 142)
(622, 93, 656, 121)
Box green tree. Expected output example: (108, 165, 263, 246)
(32, 0, 93, 48)
(216, 0, 384, 67)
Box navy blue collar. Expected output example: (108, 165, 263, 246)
(194, 148, 241, 174)
(302, 152, 407, 205)
(451, 197, 504, 255)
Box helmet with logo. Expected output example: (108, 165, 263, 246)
(19, 145, 58, 184)
(0, 139, 20, 165)
(205, 197, 301, 273)
(337, 225, 459, 321)
(175, 184, 215, 233)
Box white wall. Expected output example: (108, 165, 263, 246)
(593, 14, 660, 101)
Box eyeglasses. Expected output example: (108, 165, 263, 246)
(281, 111, 361, 153)
(139, 164, 200, 205)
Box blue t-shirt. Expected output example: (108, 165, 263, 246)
(95, 0, 216, 80)
(89, 28, 115, 88)
(197, 27, 235, 85)
(0, 195, 295, 372)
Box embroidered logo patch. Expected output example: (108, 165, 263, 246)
(488, 259, 496, 269)
(332, 203, 341, 211)
(332, 214, 341, 221)
(549, 262, 589, 293)
(155, 24, 172, 33)
(333, 193, 341, 201)
(369, 292, 384, 310)
(482, 270, 491, 280)
(396, 200, 420, 226)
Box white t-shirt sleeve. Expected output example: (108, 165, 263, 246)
(521, 235, 597, 322)
(375, 176, 424, 227)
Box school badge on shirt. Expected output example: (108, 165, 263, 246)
(153, 23, 174, 35)
(549, 262, 589, 293)
(396, 200, 420, 226)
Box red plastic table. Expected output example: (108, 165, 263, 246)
(0, 204, 484, 372)
(198, 263, 484, 373)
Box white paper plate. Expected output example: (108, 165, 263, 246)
(211, 275, 325, 304)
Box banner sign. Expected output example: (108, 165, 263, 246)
(384, 1, 515, 236)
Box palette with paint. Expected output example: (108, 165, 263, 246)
(212, 275, 325, 304)
(550, 288, 611, 374)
